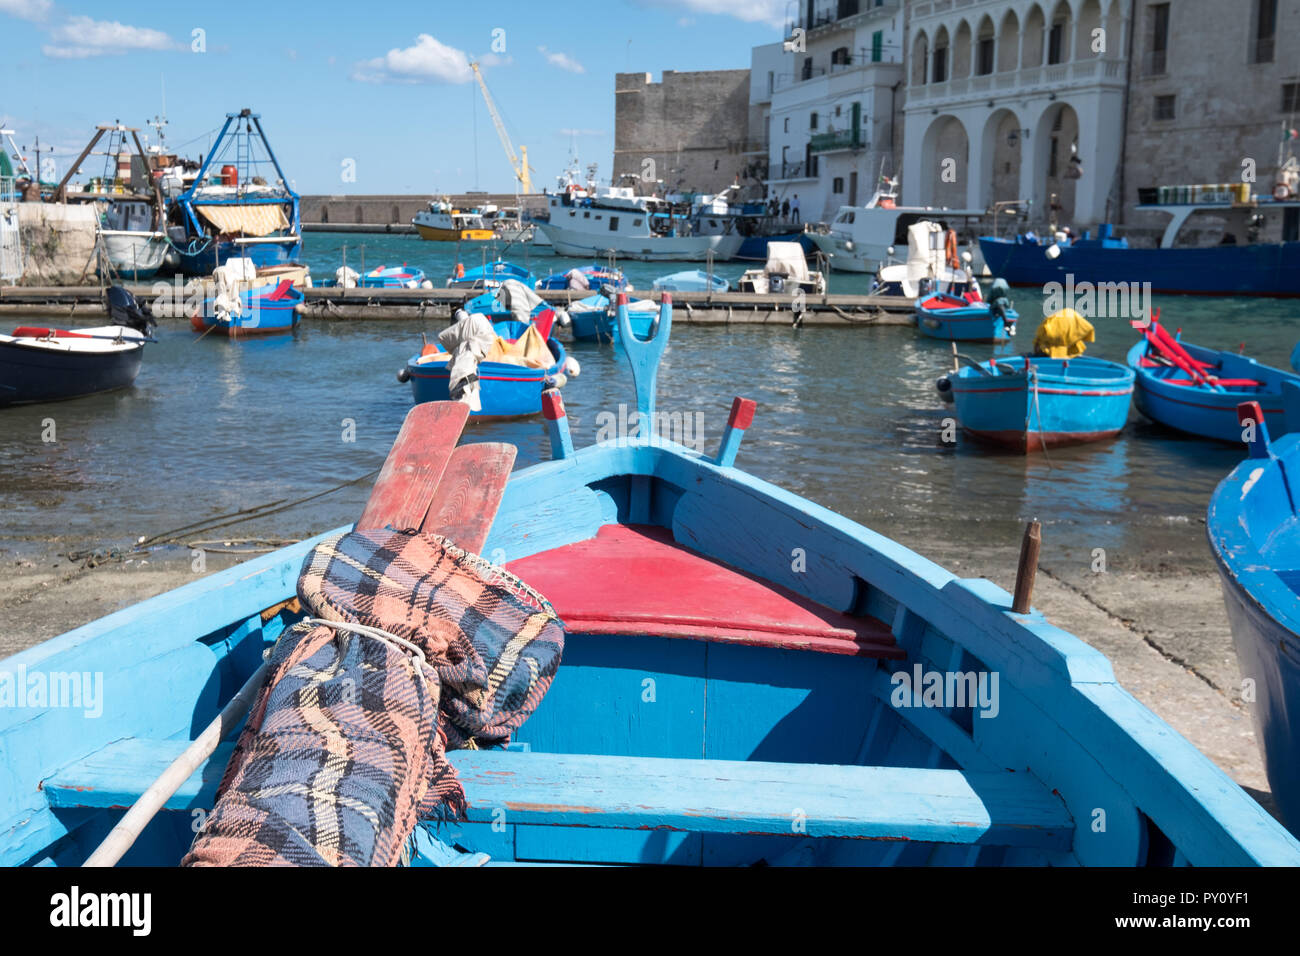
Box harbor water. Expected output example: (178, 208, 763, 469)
(1, 232, 1295, 577)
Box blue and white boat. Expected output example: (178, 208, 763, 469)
(190, 278, 303, 337)
(1208, 397, 1300, 837)
(979, 195, 1300, 298)
(447, 259, 534, 290)
(167, 109, 301, 275)
(651, 270, 729, 293)
(916, 281, 1017, 344)
(3, 293, 1299, 867)
(948, 355, 1134, 452)
(1127, 318, 1300, 442)
(402, 318, 566, 418)
(568, 292, 658, 343)
(359, 265, 427, 288)
(536, 264, 625, 292)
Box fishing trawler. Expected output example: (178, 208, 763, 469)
(412, 198, 494, 242)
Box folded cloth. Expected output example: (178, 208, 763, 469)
(439, 308, 496, 409)
(183, 528, 565, 867)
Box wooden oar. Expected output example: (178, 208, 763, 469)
(356, 402, 469, 531)
(420, 442, 516, 555)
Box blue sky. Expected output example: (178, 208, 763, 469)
(0, 0, 788, 194)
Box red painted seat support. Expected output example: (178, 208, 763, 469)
(506, 524, 901, 658)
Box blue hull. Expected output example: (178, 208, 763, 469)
(192, 284, 304, 337)
(173, 238, 301, 276)
(407, 320, 565, 417)
(0, 340, 144, 406)
(980, 236, 1300, 297)
(1208, 423, 1300, 837)
(916, 294, 1017, 343)
(735, 233, 815, 261)
(568, 295, 655, 343)
(1127, 339, 1300, 443)
(951, 356, 1134, 452)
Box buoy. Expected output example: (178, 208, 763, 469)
(1045, 243, 1061, 260)
(420, 279, 433, 289)
(396, 367, 410, 383)
(455, 262, 465, 279)
(935, 375, 954, 403)
(564, 356, 581, 377)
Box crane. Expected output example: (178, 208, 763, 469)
(470, 61, 533, 195)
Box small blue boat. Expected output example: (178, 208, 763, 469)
(651, 269, 729, 293)
(359, 265, 427, 288)
(447, 259, 534, 290)
(1208, 397, 1300, 837)
(536, 264, 626, 292)
(1126, 318, 1300, 443)
(916, 282, 1017, 344)
(949, 355, 1134, 452)
(402, 318, 566, 418)
(568, 292, 658, 343)
(4, 293, 1299, 867)
(190, 278, 303, 337)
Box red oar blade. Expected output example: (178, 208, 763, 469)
(357, 402, 469, 531)
(420, 441, 516, 555)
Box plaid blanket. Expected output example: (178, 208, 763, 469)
(183, 528, 564, 867)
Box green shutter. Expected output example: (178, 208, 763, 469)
(872, 31, 883, 62)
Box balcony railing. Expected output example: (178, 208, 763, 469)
(810, 129, 864, 152)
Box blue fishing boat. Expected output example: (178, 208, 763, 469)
(1126, 316, 1300, 443)
(359, 265, 427, 288)
(401, 317, 566, 418)
(916, 280, 1017, 343)
(568, 292, 658, 343)
(190, 278, 303, 337)
(1208, 399, 1300, 838)
(4, 293, 1299, 868)
(948, 355, 1134, 452)
(166, 109, 301, 275)
(651, 269, 730, 293)
(447, 259, 534, 290)
(536, 264, 625, 292)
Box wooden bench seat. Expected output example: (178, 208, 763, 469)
(44, 740, 1073, 849)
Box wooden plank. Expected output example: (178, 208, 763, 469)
(420, 441, 516, 555)
(47, 742, 1074, 850)
(356, 402, 468, 532)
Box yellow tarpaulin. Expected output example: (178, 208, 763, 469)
(194, 204, 290, 237)
(483, 324, 553, 368)
(1033, 308, 1095, 358)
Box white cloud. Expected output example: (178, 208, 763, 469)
(42, 15, 180, 58)
(0, 0, 52, 22)
(351, 33, 473, 84)
(641, 0, 786, 27)
(538, 46, 585, 74)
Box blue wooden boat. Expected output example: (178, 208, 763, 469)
(1126, 317, 1300, 443)
(949, 355, 1134, 452)
(568, 292, 658, 343)
(190, 278, 303, 337)
(359, 265, 427, 288)
(402, 318, 566, 418)
(447, 259, 534, 290)
(536, 264, 626, 292)
(1208, 399, 1300, 838)
(916, 283, 1017, 344)
(4, 293, 1299, 867)
(167, 109, 301, 275)
(651, 269, 729, 293)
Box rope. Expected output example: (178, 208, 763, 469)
(302, 617, 437, 681)
(1029, 365, 1054, 469)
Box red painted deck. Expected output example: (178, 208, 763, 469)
(506, 524, 902, 658)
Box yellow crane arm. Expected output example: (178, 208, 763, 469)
(471, 61, 533, 194)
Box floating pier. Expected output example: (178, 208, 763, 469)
(0, 284, 915, 326)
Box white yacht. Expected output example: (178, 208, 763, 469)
(808, 178, 984, 274)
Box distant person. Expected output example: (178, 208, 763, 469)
(791, 194, 801, 224)
(781, 197, 790, 220)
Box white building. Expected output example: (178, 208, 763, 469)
(751, 0, 907, 223)
(902, 0, 1130, 231)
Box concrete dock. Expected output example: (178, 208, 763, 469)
(0, 283, 916, 325)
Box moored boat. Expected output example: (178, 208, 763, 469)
(1208, 401, 1300, 838)
(1126, 317, 1300, 442)
(0, 287, 155, 406)
(736, 241, 827, 295)
(359, 265, 428, 288)
(412, 199, 494, 242)
(651, 269, 729, 293)
(949, 355, 1134, 452)
(873, 220, 978, 299)
(448, 259, 534, 290)
(401, 316, 567, 418)
(5, 292, 1300, 867)
(535, 264, 625, 292)
(916, 280, 1017, 343)
(568, 291, 658, 343)
(190, 277, 303, 337)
